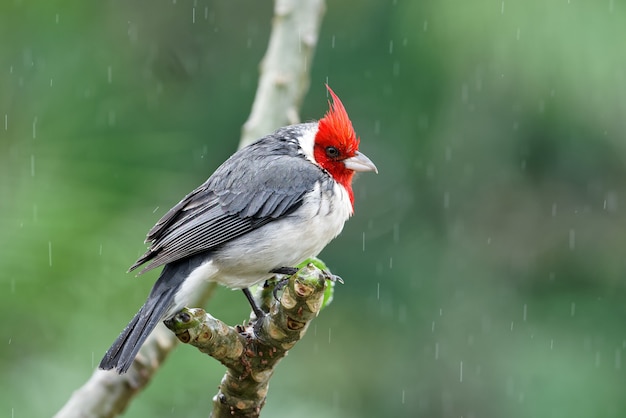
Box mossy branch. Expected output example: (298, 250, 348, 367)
(164, 263, 331, 418)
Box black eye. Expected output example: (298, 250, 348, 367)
(325, 146, 340, 159)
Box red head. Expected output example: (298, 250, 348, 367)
(314, 85, 377, 205)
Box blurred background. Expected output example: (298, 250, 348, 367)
(2, 1, 626, 417)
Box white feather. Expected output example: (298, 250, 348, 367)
(294, 124, 318, 164)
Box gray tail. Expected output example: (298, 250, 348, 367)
(99, 256, 202, 374)
(98, 287, 178, 373)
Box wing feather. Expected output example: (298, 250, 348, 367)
(129, 128, 324, 274)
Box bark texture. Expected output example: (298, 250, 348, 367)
(165, 263, 330, 418)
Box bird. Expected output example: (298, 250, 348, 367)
(99, 85, 377, 373)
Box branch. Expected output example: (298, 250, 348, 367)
(164, 263, 330, 418)
(239, 0, 326, 148)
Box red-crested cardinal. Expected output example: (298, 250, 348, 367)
(99, 85, 377, 373)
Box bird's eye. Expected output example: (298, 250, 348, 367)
(325, 146, 340, 159)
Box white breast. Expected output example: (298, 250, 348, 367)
(209, 179, 353, 289)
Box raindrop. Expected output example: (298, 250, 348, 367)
(570, 302, 576, 317)
(584, 336, 592, 350)
(398, 304, 406, 322)
(4, 114, 7, 130)
(128, 22, 138, 43)
(108, 110, 116, 126)
(388, 40, 393, 54)
(431, 321, 435, 332)
(389, 257, 393, 269)
(501, 1, 505, 14)
(481, 316, 491, 333)
(48, 241, 53, 266)
(99, 244, 103, 256)
(376, 282, 380, 300)
(328, 327, 332, 344)
(32, 116, 37, 139)
(434, 342, 439, 359)
(551, 203, 557, 216)
(204, 6, 209, 20)
(55, 13, 60, 24)
(522, 303, 527, 321)
(331, 35, 335, 48)
(506, 378, 515, 397)
(550, 339, 554, 350)
(50, 78, 53, 87)
(152, 206, 160, 213)
(362, 232, 366, 251)
(609, 0, 614, 12)
(510, 321, 514, 331)
(459, 361, 463, 382)
(569, 229, 575, 250)
(401, 389, 405, 404)
(392, 61, 400, 77)
(426, 164, 434, 178)
(422, 21, 428, 31)
(604, 191, 618, 212)
(192, 7, 196, 23)
(516, 28, 521, 41)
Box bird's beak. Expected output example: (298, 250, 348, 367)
(343, 151, 378, 174)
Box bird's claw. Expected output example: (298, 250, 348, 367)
(324, 271, 344, 284)
(272, 277, 291, 301)
(266, 266, 343, 302)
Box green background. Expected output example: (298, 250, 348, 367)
(2, 1, 626, 417)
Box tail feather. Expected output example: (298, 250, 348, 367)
(99, 254, 208, 373)
(99, 286, 178, 373)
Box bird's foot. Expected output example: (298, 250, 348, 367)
(268, 266, 301, 300)
(271, 277, 291, 301)
(242, 288, 266, 320)
(323, 272, 344, 284)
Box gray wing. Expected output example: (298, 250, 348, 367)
(129, 137, 323, 274)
